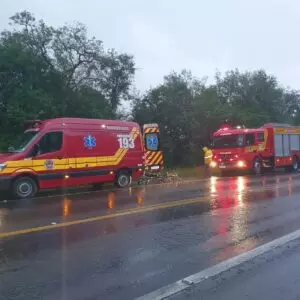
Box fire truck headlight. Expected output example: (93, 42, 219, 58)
(0, 164, 7, 172)
(237, 160, 245, 168)
(210, 161, 217, 168)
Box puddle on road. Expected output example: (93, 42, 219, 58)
(1, 174, 300, 266)
(0, 174, 299, 237)
(203, 174, 300, 264)
(0, 187, 147, 221)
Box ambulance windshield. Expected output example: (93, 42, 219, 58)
(212, 134, 244, 149)
(8, 131, 39, 152)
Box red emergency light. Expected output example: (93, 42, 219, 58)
(218, 119, 235, 131)
(218, 124, 231, 131)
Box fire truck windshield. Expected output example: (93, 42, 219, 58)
(8, 131, 39, 152)
(212, 134, 244, 149)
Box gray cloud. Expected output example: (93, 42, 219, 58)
(0, 0, 299, 91)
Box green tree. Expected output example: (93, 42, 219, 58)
(0, 11, 136, 149)
(215, 69, 291, 126)
(133, 69, 300, 167)
(133, 71, 211, 166)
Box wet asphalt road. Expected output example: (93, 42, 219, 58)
(1, 172, 300, 299)
(172, 234, 300, 300)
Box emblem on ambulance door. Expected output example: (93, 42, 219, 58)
(45, 160, 55, 170)
(84, 135, 96, 149)
(148, 136, 158, 148)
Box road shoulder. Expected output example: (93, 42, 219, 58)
(170, 237, 300, 300)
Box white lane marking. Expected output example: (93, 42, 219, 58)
(136, 228, 300, 300)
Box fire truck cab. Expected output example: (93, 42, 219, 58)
(0, 118, 162, 199)
(210, 123, 300, 175)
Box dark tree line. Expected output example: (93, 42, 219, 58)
(1, 11, 300, 167)
(0, 11, 134, 148)
(132, 70, 300, 166)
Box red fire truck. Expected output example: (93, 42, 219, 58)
(210, 123, 300, 175)
(0, 118, 162, 199)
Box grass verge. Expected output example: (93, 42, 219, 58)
(167, 166, 208, 179)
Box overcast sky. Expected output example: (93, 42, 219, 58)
(1, 0, 300, 91)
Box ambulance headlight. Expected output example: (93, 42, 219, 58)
(0, 164, 7, 172)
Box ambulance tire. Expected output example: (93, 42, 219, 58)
(252, 158, 262, 175)
(12, 176, 38, 199)
(116, 171, 132, 188)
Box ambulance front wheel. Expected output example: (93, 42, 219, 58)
(116, 171, 132, 188)
(12, 176, 38, 199)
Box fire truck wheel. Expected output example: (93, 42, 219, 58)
(116, 171, 132, 188)
(253, 158, 262, 175)
(12, 176, 38, 199)
(285, 156, 299, 173)
(292, 156, 299, 172)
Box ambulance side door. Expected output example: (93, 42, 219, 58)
(30, 131, 66, 187)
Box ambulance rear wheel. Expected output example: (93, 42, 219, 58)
(116, 172, 132, 188)
(12, 176, 38, 199)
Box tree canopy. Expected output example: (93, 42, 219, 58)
(1, 11, 300, 166)
(0, 11, 135, 147)
(133, 70, 300, 166)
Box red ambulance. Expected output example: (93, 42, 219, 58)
(210, 123, 300, 175)
(0, 118, 161, 198)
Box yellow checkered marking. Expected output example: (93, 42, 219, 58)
(145, 150, 163, 166)
(144, 128, 159, 134)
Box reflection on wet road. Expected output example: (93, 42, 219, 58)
(1, 173, 300, 299)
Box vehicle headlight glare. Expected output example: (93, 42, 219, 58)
(210, 161, 217, 168)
